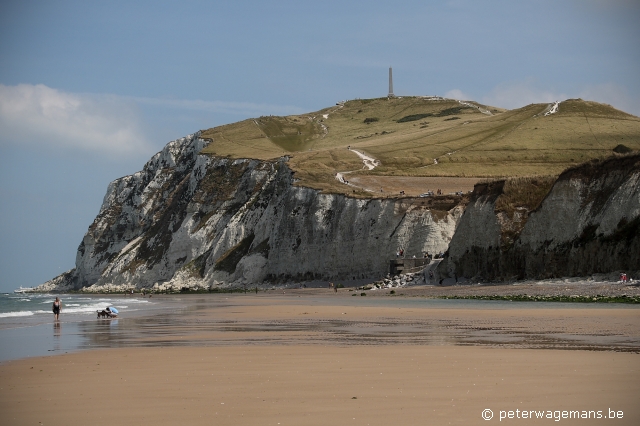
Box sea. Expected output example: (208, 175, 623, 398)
(0, 292, 153, 326)
(0, 292, 167, 362)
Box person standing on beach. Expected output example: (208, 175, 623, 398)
(52, 297, 62, 321)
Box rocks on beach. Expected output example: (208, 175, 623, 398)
(358, 272, 420, 291)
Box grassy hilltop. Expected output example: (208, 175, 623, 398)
(200, 97, 640, 196)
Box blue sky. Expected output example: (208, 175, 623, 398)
(1, 0, 639, 292)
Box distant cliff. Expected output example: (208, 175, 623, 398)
(39, 133, 464, 292)
(438, 154, 640, 281)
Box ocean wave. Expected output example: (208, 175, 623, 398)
(0, 311, 35, 318)
(1, 295, 155, 319)
(62, 303, 115, 314)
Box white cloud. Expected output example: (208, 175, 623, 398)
(480, 79, 567, 109)
(444, 89, 473, 101)
(0, 84, 152, 156)
(0, 84, 310, 159)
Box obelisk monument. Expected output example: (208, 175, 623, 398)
(388, 67, 395, 97)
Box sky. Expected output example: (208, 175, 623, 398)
(1, 0, 639, 292)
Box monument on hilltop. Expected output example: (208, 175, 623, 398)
(388, 67, 395, 98)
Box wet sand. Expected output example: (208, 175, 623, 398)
(1, 294, 639, 425)
(360, 281, 640, 298)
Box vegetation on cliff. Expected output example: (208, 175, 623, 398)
(199, 97, 639, 196)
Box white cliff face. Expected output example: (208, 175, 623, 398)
(37, 134, 639, 292)
(440, 155, 640, 281)
(71, 133, 209, 288)
(446, 189, 502, 261)
(38, 133, 464, 291)
(520, 170, 640, 246)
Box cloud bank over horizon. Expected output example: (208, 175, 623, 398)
(0, 84, 155, 157)
(0, 84, 310, 159)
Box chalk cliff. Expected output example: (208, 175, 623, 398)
(38, 133, 640, 293)
(39, 133, 464, 291)
(438, 154, 640, 281)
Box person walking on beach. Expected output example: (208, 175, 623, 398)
(52, 297, 62, 321)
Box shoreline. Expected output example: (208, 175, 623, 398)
(2, 293, 638, 362)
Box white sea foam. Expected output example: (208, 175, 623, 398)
(0, 294, 155, 322)
(0, 311, 35, 318)
(62, 303, 115, 314)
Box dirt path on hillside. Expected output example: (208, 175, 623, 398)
(335, 149, 381, 190)
(335, 146, 479, 197)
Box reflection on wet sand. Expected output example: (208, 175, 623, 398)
(53, 321, 61, 352)
(74, 296, 640, 353)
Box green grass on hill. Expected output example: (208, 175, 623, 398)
(257, 115, 323, 152)
(199, 97, 640, 196)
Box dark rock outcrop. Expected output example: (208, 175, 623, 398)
(439, 154, 640, 281)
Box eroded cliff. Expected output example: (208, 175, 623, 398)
(40, 133, 464, 291)
(439, 154, 640, 281)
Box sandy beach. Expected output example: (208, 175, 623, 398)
(1, 293, 639, 425)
